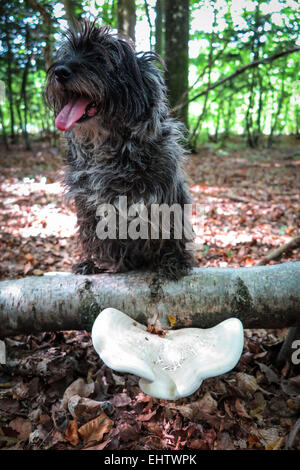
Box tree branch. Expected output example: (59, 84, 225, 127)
(144, 0, 153, 50)
(0, 262, 299, 338)
(173, 46, 300, 112)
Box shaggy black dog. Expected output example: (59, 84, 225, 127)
(45, 21, 196, 279)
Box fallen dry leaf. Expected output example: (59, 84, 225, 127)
(256, 362, 279, 384)
(23, 261, 33, 275)
(65, 418, 79, 446)
(68, 395, 104, 421)
(266, 437, 285, 450)
(62, 378, 94, 409)
(248, 434, 263, 449)
(118, 422, 140, 442)
(168, 315, 176, 327)
(9, 417, 32, 440)
(78, 413, 114, 445)
(112, 393, 132, 408)
(255, 427, 281, 447)
(168, 392, 218, 423)
(235, 398, 251, 419)
(236, 372, 258, 394)
(136, 409, 157, 422)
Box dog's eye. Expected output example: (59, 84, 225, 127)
(86, 53, 114, 71)
(85, 52, 105, 63)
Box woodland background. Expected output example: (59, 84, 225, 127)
(0, 0, 300, 452)
(0, 0, 299, 150)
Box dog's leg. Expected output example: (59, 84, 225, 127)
(73, 259, 105, 275)
(73, 207, 107, 275)
(154, 240, 196, 280)
(152, 192, 197, 280)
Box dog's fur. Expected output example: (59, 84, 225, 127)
(45, 21, 196, 279)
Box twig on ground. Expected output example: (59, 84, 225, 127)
(257, 235, 300, 266)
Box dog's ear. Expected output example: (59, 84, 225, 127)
(111, 38, 150, 122)
(117, 38, 144, 88)
(136, 52, 167, 106)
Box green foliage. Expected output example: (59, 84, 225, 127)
(0, 0, 299, 150)
(188, 0, 300, 149)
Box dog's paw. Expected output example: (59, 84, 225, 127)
(73, 260, 104, 275)
(155, 260, 191, 281)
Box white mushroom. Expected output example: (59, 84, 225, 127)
(92, 308, 244, 400)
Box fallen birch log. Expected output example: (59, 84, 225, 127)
(0, 261, 299, 338)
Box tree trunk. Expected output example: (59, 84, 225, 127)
(268, 63, 286, 148)
(16, 100, 24, 136)
(62, 0, 83, 28)
(213, 102, 222, 142)
(155, 0, 165, 57)
(27, 0, 53, 70)
(295, 98, 300, 136)
(6, 35, 15, 144)
(117, 0, 136, 43)
(224, 97, 232, 138)
(144, 0, 153, 50)
(0, 105, 9, 150)
(63, 0, 77, 28)
(0, 262, 299, 338)
(20, 25, 32, 151)
(252, 70, 264, 147)
(189, 8, 216, 148)
(245, 74, 255, 147)
(165, 0, 189, 127)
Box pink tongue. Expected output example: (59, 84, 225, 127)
(55, 97, 92, 131)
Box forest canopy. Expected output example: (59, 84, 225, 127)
(0, 0, 299, 150)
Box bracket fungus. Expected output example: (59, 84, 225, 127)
(92, 308, 244, 400)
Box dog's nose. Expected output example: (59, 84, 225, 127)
(55, 65, 72, 82)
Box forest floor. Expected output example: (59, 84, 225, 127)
(0, 137, 299, 450)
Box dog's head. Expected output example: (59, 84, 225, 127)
(45, 20, 165, 134)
